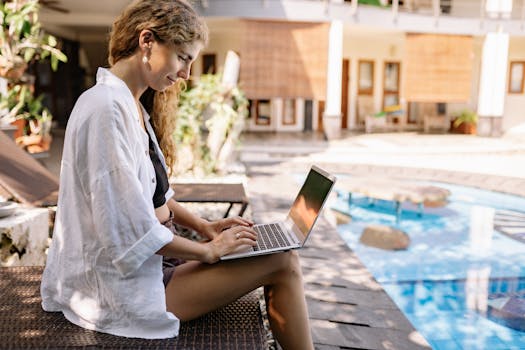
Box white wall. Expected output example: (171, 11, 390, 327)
(503, 37, 525, 131)
(193, 20, 242, 77)
(343, 29, 405, 128)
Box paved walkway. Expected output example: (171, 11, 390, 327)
(241, 131, 525, 196)
(241, 130, 525, 350)
(247, 173, 431, 350)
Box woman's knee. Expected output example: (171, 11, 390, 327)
(267, 250, 303, 282)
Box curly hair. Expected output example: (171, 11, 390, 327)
(148, 82, 186, 174)
(110, 0, 208, 174)
(108, 0, 208, 66)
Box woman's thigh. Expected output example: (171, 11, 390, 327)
(165, 251, 298, 321)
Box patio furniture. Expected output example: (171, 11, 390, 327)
(0, 130, 58, 206)
(423, 113, 450, 133)
(172, 183, 249, 218)
(338, 177, 451, 224)
(365, 113, 388, 133)
(0, 266, 266, 349)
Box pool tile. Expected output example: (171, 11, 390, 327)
(335, 181, 525, 350)
(428, 338, 461, 350)
(455, 335, 509, 350)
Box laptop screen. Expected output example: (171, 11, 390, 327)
(288, 167, 335, 240)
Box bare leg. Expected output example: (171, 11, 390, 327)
(165, 251, 314, 350)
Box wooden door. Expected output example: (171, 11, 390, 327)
(317, 100, 325, 132)
(341, 59, 350, 129)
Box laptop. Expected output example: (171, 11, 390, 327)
(221, 165, 336, 260)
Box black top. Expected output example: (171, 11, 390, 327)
(148, 133, 170, 208)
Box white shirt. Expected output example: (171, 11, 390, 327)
(41, 68, 179, 339)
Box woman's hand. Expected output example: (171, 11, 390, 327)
(200, 216, 254, 240)
(204, 225, 257, 264)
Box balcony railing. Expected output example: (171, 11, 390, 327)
(200, 0, 525, 21)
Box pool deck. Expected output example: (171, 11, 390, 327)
(248, 173, 431, 349)
(242, 131, 525, 349)
(41, 129, 525, 349)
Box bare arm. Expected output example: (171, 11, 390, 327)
(157, 224, 257, 263)
(166, 197, 208, 233)
(166, 197, 254, 240)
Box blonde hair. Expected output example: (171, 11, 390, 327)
(110, 0, 208, 174)
(149, 82, 186, 174)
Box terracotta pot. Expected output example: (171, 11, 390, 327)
(452, 121, 477, 135)
(0, 62, 28, 82)
(11, 119, 26, 139)
(460, 122, 477, 135)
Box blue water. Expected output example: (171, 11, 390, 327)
(332, 181, 525, 350)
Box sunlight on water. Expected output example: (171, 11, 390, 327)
(333, 180, 525, 350)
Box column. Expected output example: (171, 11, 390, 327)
(323, 19, 344, 139)
(477, 29, 509, 136)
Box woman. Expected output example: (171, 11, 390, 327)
(41, 1, 313, 349)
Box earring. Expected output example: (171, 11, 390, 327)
(142, 56, 148, 64)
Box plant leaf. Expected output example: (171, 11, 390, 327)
(47, 35, 57, 47)
(50, 55, 58, 71)
(23, 48, 35, 61)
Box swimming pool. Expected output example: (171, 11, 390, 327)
(332, 181, 525, 350)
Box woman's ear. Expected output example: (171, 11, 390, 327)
(139, 29, 155, 50)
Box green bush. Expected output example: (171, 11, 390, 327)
(174, 74, 249, 176)
(453, 109, 478, 128)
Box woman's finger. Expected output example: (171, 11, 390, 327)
(224, 216, 254, 227)
(234, 231, 257, 245)
(229, 225, 257, 238)
(233, 230, 257, 242)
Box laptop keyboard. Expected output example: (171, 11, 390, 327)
(253, 223, 291, 251)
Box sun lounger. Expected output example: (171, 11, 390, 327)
(0, 131, 58, 206)
(0, 266, 266, 349)
(172, 183, 249, 218)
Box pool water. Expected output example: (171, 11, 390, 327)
(332, 181, 525, 350)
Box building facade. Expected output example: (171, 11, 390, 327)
(39, 0, 525, 136)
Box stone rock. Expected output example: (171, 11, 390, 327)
(331, 209, 351, 225)
(360, 225, 410, 250)
(0, 206, 49, 266)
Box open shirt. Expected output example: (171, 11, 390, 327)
(41, 68, 178, 339)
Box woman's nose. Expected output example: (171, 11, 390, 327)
(177, 66, 190, 80)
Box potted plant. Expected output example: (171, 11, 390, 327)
(0, 0, 67, 79)
(452, 109, 478, 135)
(0, 84, 52, 151)
(0, 0, 67, 147)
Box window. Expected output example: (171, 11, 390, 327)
(383, 61, 400, 110)
(358, 60, 374, 95)
(255, 99, 271, 125)
(383, 94, 400, 109)
(384, 62, 400, 93)
(508, 61, 525, 94)
(282, 99, 296, 125)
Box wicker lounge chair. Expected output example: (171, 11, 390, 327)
(0, 266, 266, 349)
